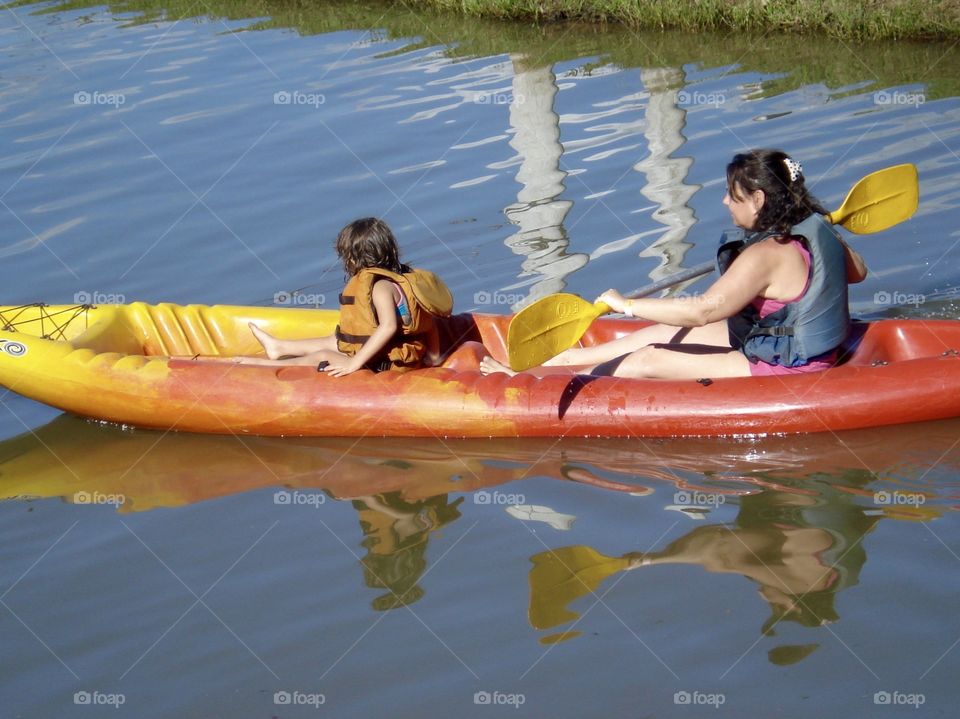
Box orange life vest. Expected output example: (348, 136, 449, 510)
(335, 267, 453, 370)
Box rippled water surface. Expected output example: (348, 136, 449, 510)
(1, 1, 960, 716)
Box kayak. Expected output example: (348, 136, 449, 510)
(0, 302, 959, 437)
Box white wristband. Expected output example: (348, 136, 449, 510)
(623, 300, 634, 317)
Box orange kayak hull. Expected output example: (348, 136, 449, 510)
(0, 303, 958, 437)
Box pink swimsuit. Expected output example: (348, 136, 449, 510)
(748, 240, 838, 377)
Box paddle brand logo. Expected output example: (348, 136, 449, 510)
(554, 300, 580, 319)
(73, 690, 125, 708)
(874, 490, 926, 507)
(274, 290, 326, 306)
(74, 491, 125, 507)
(847, 211, 869, 232)
(674, 690, 725, 708)
(274, 490, 326, 508)
(473, 490, 525, 506)
(673, 490, 726, 508)
(0, 339, 26, 357)
(474, 690, 525, 708)
(874, 290, 926, 307)
(874, 691, 925, 708)
(274, 690, 325, 707)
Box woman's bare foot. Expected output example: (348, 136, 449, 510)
(479, 356, 517, 377)
(249, 322, 285, 360)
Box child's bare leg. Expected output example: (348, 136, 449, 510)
(235, 348, 346, 367)
(249, 323, 337, 359)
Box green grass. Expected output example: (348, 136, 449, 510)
(411, 0, 960, 40)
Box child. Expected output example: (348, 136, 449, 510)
(481, 149, 867, 379)
(241, 218, 453, 377)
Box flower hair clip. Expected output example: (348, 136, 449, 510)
(783, 157, 803, 183)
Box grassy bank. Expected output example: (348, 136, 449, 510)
(407, 0, 960, 40)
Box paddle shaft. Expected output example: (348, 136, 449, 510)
(622, 260, 716, 302)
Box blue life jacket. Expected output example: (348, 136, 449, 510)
(716, 214, 850, 367)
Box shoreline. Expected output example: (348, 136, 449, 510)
(402, 0, 960, 40)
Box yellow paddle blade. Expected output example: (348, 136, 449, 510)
(528, 546, 630, 630)
(828, 163, 918, 234)
(508, 295, 607, 371)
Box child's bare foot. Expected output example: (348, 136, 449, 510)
(479, 356, 517, 377)
(249, 322, 284, 360)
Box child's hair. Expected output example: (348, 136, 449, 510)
(336, 217, 409, 276)
(726, 149, 828, 235)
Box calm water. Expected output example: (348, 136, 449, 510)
(1, 1, 960, 716)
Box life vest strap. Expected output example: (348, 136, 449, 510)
(335, 326, 432, 345)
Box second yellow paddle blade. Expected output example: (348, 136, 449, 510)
(528, 545, 630, 630)
(828, 163, 918, 234)
(507, 294, 603, 371)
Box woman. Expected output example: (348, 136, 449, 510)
(480, 149, 867, 379)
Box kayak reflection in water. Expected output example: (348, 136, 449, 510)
(528, 481, 881, 663)
(350, 492, 463, 611)
(481, 149, 868, 380)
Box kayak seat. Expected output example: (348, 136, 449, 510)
(68, 309, 144, 355)
(842, 319, 960, 366)
(435, 312, 509, 365)
(438, 341, 486, 372)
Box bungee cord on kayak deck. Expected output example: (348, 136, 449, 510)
(0, 303, 91, 341)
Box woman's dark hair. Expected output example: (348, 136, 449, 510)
(336, 217, 408, 276)
(726, 149, 828, 235)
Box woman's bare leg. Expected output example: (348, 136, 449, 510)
(480, 320, 734, 376)
(546, 321, 730, 366)
(605, 343, 751, 379)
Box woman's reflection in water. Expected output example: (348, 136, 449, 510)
(529, 478, 882, 664)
